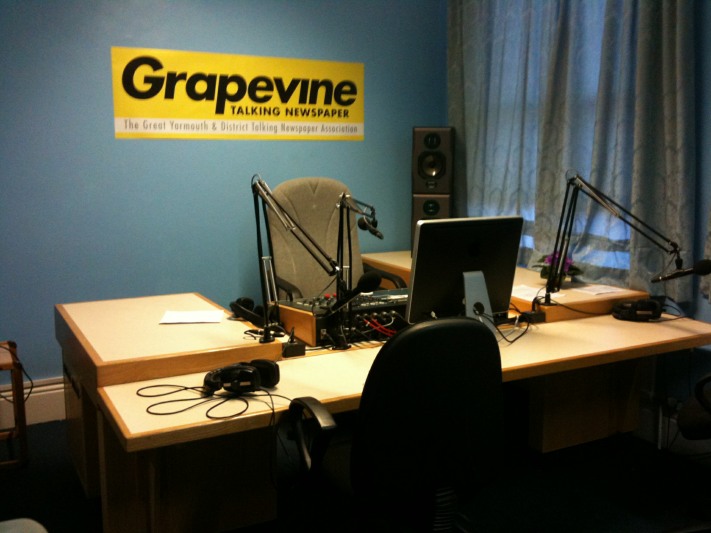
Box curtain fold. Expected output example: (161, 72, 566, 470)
(449, 0, 696, 302)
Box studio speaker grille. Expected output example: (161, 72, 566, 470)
(412, 127, 453, 195)
(411, 127, 454, 241)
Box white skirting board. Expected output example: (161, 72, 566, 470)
(0, 377, 66, 426)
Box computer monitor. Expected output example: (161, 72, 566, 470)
(405, 216, 524, 324)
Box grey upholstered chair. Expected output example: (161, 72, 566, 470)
(267, 177, 405, 300)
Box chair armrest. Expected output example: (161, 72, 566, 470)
(289, 396, 337, 473)
(695, 373, 711, 415)
(363, 264, 407, 289)
(276, 276, 304, 301)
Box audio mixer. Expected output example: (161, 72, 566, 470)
(278, 288, 409, 346)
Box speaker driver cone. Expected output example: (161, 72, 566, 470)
(418, 152, 445, 178)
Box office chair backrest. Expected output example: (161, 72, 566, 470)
(350, 317, 504, 531)
(268, 177, 364, 299)
(677, 372, 711, 440)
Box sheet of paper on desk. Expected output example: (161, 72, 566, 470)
(160, 310, 225, 324)
(572, 284, 625, 295)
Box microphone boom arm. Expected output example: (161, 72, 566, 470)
(338, 194, 376, 220)
(573, 176, 682, 267)
(251, 175, 363, 350)
(252, 176, 340, 277)
(545, 174, 682, 304)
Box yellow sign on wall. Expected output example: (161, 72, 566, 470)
(111, 47, 364, 141)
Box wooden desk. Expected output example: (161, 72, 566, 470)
(55, 293, 281, 497)
(96, 344, 381, 533)
(362, 250, 412, 286)
(362, 250, 650, 321)
(101, 315, 711, 443)
(94, 313, 711, 532)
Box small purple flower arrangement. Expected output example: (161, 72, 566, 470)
(535, 252, 583, 281)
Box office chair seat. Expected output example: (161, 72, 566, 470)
(281, 317, 504, 532)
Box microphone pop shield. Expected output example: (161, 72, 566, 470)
(356, 269, 382, 293)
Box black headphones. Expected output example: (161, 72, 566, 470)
(230, 297, 267, 327)
(201, 359, 280, 396)
(612, 298, 662, 322)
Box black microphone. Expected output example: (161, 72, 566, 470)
(357, 216, 384, 239)
(651, 259, 711, 283)
(328, 270, 382, 314)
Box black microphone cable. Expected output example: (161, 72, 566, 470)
(474, 309, 531, 345)
(136, 383, 292, 420)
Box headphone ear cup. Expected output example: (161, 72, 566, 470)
(612, 299, 662, 321)
(249, 359, 280, 388)
(223, 365, 261, 395)
(230, 297, 264, 327)
(201, 369, 222, 396)
(238, 297, 254, 311)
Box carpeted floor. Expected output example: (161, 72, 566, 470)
(0, 421, 101, 532)
(1, 420, 711, 532)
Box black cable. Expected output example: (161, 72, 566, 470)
(205, 395, 250, 419)
(243, 324, 288, 340)
(661, 297, 686, 319)
(532, 280, 609, 318)
(0, 343, 34, 404)
(136, 383, 293, 421)
(476, 312, 531, 345)
(539, 297, 609, 317)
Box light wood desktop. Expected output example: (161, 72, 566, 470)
(101, 314, 711, 447)
(362, 250, 413, 286)
(55, 292, 281, 498)
(56, 289, 711, 532)
(94, 304, 711, 531)
(362, 250, 650, 321)
(359, 249, 678, 451)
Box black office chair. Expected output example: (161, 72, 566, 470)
(266, 177, 406, 300)
(277, 317, 504, 532)
(675, 372, 711, 525)
(677, 373, 711, 441)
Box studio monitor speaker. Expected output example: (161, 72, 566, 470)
(412, 194, 451, 240)
(411, 127, 454, 241)
(412, 127, 453, 195)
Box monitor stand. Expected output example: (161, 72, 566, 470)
(463, 271, 495, 333)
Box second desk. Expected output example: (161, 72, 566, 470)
(97, 312, 711, 532)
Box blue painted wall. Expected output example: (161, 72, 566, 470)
(0, 0, 447, 380)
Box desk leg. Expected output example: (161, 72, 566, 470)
(98, 413, 156, 532)
(98, 413, 278, 533)
(63, 363, 100, 497)
(528, 359, 644, 453)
